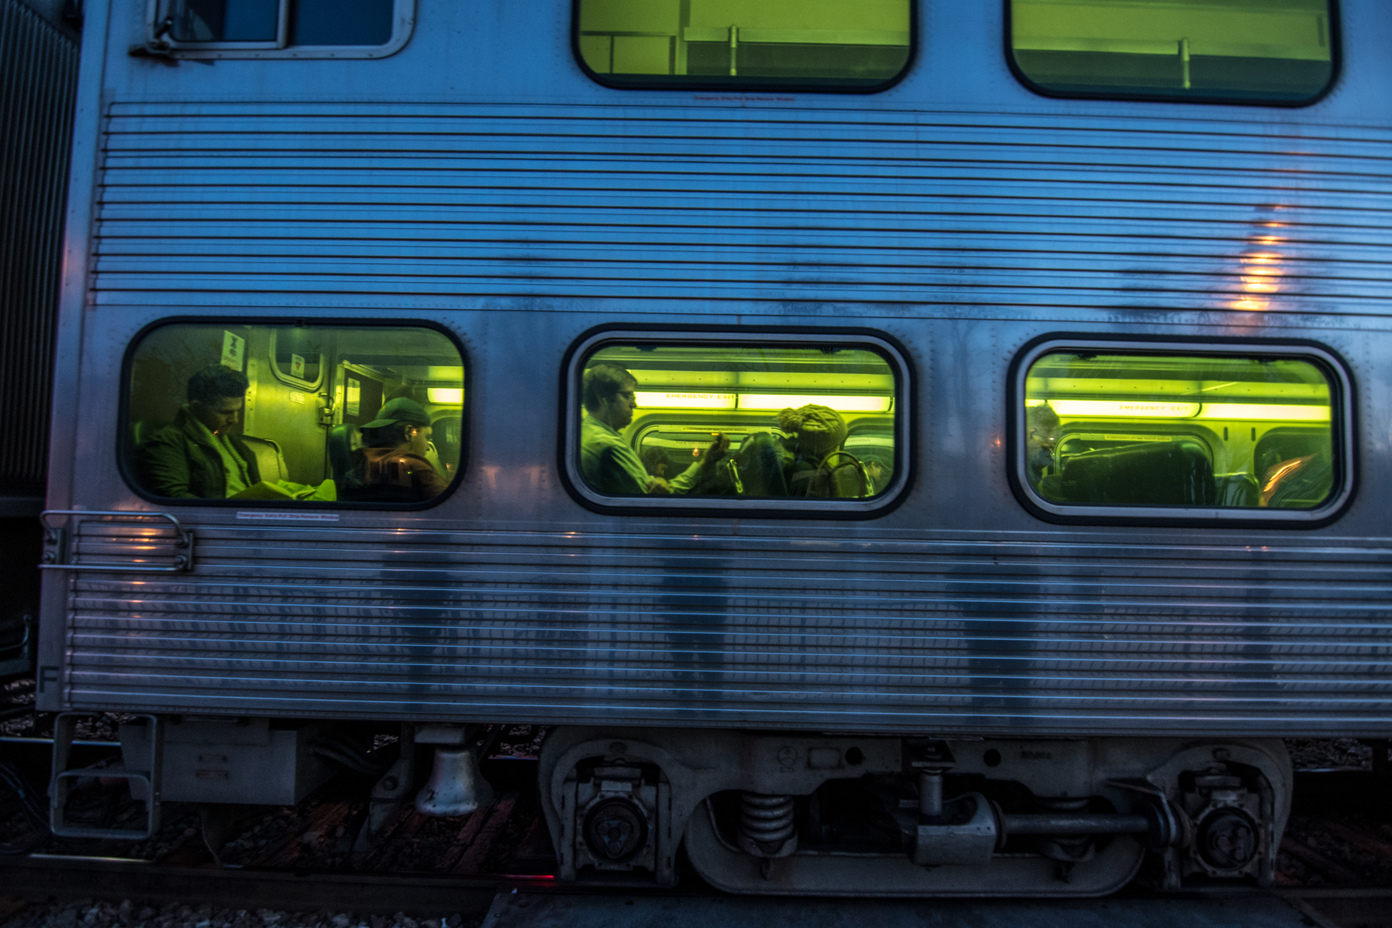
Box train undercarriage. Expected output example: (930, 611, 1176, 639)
(537, 728, 1290, 896)
(58, 717, 1290, 896)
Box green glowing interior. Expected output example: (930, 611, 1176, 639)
(1025, 352, 1337, 510)
(576, 0, 911, 85)
(1011, 0, 1334, 102)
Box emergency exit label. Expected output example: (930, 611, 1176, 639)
(221, 331, 245, 371)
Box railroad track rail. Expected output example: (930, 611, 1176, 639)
(2, 856, 1391, 928)
(0, 855, 513, 916)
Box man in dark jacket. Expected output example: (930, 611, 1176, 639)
(139, 365, 260, 498)
(348, 397, 447, 501)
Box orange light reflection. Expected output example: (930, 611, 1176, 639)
(1231, 247, 1286, 312)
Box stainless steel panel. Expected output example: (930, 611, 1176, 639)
(36, 1, 1392, 734)
(88, 102, 1392, 312)
(54, 519, 1392, 735)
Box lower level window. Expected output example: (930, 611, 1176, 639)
(1020, 345, 1346, 517)
(124, 322, 464, 505)
(571, 337, 902, 509)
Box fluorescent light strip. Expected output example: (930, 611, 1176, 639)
(427, 388, 463, 404)
(1049, 400, 1200, 418)
(738, 394, 893, 413)
(1196, 403, 1329, 422)
(1045, 399, 1330, 422)
(632, 392, 893, 413)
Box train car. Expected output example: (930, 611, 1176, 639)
(34, 0, 1392, 896)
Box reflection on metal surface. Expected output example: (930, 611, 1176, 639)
(1235, 250, 1284, 312)
(1233, 220, 1289, 312)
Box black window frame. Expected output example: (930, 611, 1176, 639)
(1009, 335, 1355, 527)
(571, 0, 917, 94)
(561, 327, 912, 518)
(144, 0, 415, 59)
(1003, 0, 1342, 108)
(119, 315, 469, 511)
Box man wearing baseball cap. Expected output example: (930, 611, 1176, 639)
(350, 397, 447, 500)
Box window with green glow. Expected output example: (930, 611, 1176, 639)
(575, 0, 912, 89)
(1009, 0, 1336, 104)
(574, 342, 900, 502)
(1022, 351, 1340, 510)
(125, 322, 464, 506)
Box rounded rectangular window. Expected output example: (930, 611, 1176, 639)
(575, 0, 912, 90)
(1009, 0, 1336, 105)
(152, 0, 411, 57)
(568, 334, 905, 513)
(1017, 342, 1351, 522)
(124, 322, 464, 506)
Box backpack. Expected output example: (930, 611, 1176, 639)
(787, 450, 870, 499)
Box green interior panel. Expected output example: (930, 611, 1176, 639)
(576, 0, 911, 87)
(1011, 0, 1334, 103)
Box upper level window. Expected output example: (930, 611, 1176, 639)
(575, 0, 912, 90)
(567, 333, 906, 513)
(1009, 0, 1336, 104)
(124, 322, 464, 506)
(149, 0, 413, 57)
(1016, 341, 1351, 522)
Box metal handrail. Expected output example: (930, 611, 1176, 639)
(39, 509, 194, 573)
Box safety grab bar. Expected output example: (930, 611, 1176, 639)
(39, 509, 195, 573)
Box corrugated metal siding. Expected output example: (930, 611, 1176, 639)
(91, 103, 1392, 312)
(60, 99, 1392, 733)
(0, 0, 76, 495)
(61, 522, 1392, 734)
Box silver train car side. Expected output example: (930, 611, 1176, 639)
(35, 0, 1392, 895)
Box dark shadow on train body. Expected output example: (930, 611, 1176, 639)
(657, 550, 734, 713)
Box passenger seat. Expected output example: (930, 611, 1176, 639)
(239, 434, 290, 484)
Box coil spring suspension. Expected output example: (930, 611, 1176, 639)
(737, 792, 798, 858)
